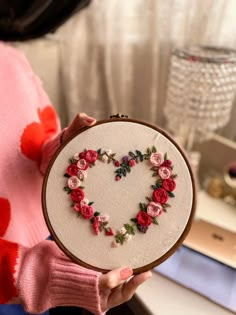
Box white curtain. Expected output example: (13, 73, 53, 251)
(55, 0, 236, 140)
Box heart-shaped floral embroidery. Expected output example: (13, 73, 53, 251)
(64, 146, 177, 247)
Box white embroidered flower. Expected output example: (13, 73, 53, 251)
(120, 227, 127, 235)
(67, 176, 81, 189)
(158, 166, 172, 179)
(98, 214, 110, 223)
(147, 201, 163, 217)
(124, 234, 132, 241)
(73, 152, 80, 160)
(150, 152, 164, 166)
(101, 155, 109, 163)
(105, 149, 112, 155)
(77, 169, 87, 180)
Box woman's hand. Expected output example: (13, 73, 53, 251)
(61, 113, 96, 143)
(99, 267, 152, 312)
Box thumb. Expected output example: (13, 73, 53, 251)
(99, 267, 133, 290)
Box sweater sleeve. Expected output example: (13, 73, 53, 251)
(0, 238, 104, 314)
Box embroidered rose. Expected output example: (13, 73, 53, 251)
(67, 164, 79, 176)
(153, 188, 169, 204)
(162, 178, 176, 192)
(101, 155, 109, 163)
(150, 152, 164, 166)
(136, 211, 152, 227)
(98, 214, 110, 223)
(158, 166, 172, 179)
(77, 169, 87, 180)
(79, 151, 86, 159)
(74, 199, 89, 212)
(70, 188, 85, 202)
(80, 205, 94, 219)
(85, 150, 98, 163)
(105, 228, 114, 236)
(73, 152, 80, 160)
(67, 176, 81, 189)
(73, 203, 81, 212)
(77, 159, 89, 170)
(147, 202, 163, 217)
(129, 160, 136, 167)
(92, 217, 100, 234)
(161, 159, 172, 167)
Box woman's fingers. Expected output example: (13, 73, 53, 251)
(61, 113, 96, 143)
(99, 268, 152, 311)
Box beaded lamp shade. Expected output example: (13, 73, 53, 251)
(42, 118, 196, 274)
(165, 46, 236, 149)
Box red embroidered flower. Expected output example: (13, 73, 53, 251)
(162, 178, 176, 192)
(79, 151, 87, 159)
(92, 217, 100, 235)
(153, 188, 169, 204)
(81, 205, 94, 219)
(129, 159, 136, 167)
(85, 150, 98, 163)
(67, 164, 79, 176)
(136, 211, 152, 227)
(105, 227, 114, 236)
(70, 188, 85, 202)
(114, 161, 120, 167)
(161, 159, 172, 167)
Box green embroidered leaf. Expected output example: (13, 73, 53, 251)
(94, 211, 100, 216)
(124, 224, 135, 235)
(152, 172, 158, 177)
(63, 186, 72, 194)
(115, 169, 122, 174)
(147, 147, 152, 155)
(88, 201, 94, 206)
(135, 150, 142, 156)
(151, 185, 158, 190)
(172, 174, 178, 179)
(131, 218, 137, 223)
(97, 148, 102, 154)
(152, 146, 157, 153)
(156, 179, 163, 185)
(146, 196, 152, 202)
(128, 151, 135, 158)
(152, 217, 159, 225)
(115, 234, 125, 245)
(168, 191, 175, 198)
(70, 158, 77, 164)
(64, 173, 70, 177)
(139, 203, 147, 211)
(164, 152, 168, 161)
(140, 155, 144, 162)
(79, 186, 85, 189)
(163, 203, 171, 208)
(90, 217, 95, 223)
(150, 166, 158, 171)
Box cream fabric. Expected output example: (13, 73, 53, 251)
(44, 121, 194, 271)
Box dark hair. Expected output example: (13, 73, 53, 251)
(0, 0, 91, 41)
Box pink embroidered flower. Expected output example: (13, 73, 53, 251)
(81, 205, 94, 219)
(136, 211, 152, 227)
(77, 158, 89, 170)
(98, 214, 110, 223)
(70, 188, 85, 202)
(150, 152, 164, 166)
(111, 240, 118, 248)
(67, 164, 79, 176)
(73, 203, 81, 212)
(105, 228, 114, 236)
(85, 150, 98, 163)
(153, 188, 169, 204)
(67, 176, 81, 189)
(147, 202, 163, 217)
(162, 178, 176, 192)
(158, 166, 172, 179)
(77, 169, 87, 180)
(129, 159, 136, 167)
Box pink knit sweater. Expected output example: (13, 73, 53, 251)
(0, 42, 103, 314)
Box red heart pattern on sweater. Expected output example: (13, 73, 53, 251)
(20, 105, 58, 162)
(0, 198, 11, 237)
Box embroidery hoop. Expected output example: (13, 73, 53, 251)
(42, 118, 196, 274)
